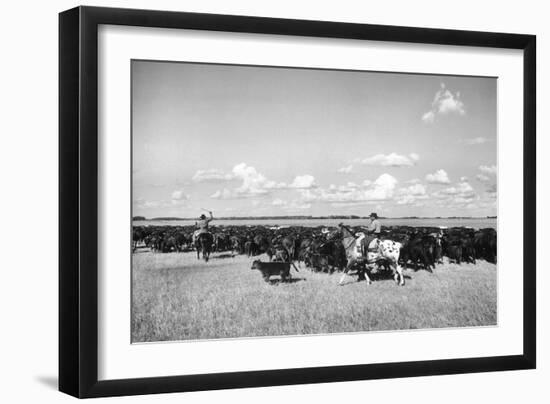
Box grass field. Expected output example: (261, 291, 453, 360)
(131, 250, 497, 342)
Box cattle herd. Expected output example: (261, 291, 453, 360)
(132, 224, 497, 273)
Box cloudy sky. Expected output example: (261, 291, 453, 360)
(132, 60, 497, 218)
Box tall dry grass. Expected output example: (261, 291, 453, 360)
(132, 251, 496, 342)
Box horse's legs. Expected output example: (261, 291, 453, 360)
(338, 268, 348, 285)
(339, 259, 371, 285)
(338, 260, 354, 285)
(393, 261, 405, 286)
(362, 266, 372, 284)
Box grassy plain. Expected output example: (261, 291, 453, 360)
(132, 250, 497, 342)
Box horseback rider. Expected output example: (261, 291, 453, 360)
(193, 210, 213, 243)
(363, 212, 381, 253)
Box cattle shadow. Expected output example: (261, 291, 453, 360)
(366, 271, 412, 281)
(132, 247, 151, 254)
(340, 270, 412, 285)
(266, 277, 306, 285)
(402, 264, 434, 273)
(212, 253, 237, 259)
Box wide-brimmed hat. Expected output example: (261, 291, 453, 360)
(200, 214, 206, 219)
(369, 212, 378, 218)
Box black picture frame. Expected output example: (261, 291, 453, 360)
(59, 5, 536, 398)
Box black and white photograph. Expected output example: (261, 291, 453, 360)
(131, 60, 498, 343)
(1, 0, 542, 401)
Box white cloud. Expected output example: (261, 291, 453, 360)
(479, 165, 497, 175)
(171, 189, 188, 201)
(211, 163, 286, 198)
(432, 181, 477, 207)
(439, 181, 474, 196)
(463, 137, 489, 145)
(395, 183, 428, 205)
(425, 169, 451, 184)
(476, 165, 497, 198)
(192, 169, 234, 182)
(357, 152, 419, 167)
(405, 178, 421, 184)
(400, 183, 427, 196)
(337, 165, 353, 174)
(374, 173, 398, 190)
(421, 110, 435, 124)
(210, 163, 316, 199)
(300, 173, 397, 204)
(422, 83, 466, 123)
(329, 182, 360, 192)
(361, 179, 373, 187)
(476, 174, 490, 182)
(289, 175, 317, 189)
(232, 163, 279, 195)
(210, 188, 233, 200)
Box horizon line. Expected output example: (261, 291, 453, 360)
(133, 215, 497, 220)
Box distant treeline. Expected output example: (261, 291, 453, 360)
(132, 215, 496, 221)
(133, 215, 368, 221)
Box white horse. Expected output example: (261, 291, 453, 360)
(338, 223, 404, 286)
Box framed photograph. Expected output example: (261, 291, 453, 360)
(59, 6, 536, 398)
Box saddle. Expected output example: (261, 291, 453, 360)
(193, 229, 211, 242)
(355, 233, 380, 257)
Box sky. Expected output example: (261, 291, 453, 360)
(132, 60, 497, 218)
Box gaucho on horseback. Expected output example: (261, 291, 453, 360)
(194, 210, 214, 261)
(194, 210, 213, 238)
(338, 212, 404, 286)
(362, 212, 382, 253)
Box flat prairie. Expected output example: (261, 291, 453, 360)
(131, 250, 497, 343)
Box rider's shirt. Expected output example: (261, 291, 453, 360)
(367, 219, 381, 235)
(196, 217, 212, 232)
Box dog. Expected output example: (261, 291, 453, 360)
(251, 260, 292, 282)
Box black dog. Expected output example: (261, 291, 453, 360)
(251, 260, 292, 282)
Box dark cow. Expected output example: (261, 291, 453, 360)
(253, 235, 270, 254)
(444, 228, 476, 264)
(131, 224, 496, 274)
(244, 240, 258, 257)
(251, 260, 291, 282)
(308, 254, 331, 273)
(213, 232, 230, 252)
(398, 232, 435, 271)
(475, 228, 497, 263)
(317, 241, 347, 272)
(445, 243, 463, 264)
(161, 235, 178, 253)
(230, 235, 244, 255)
(132, 227, 144, 252)
(281, 235, 298, 261)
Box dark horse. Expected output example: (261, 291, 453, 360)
(195, 232, 214, 262)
